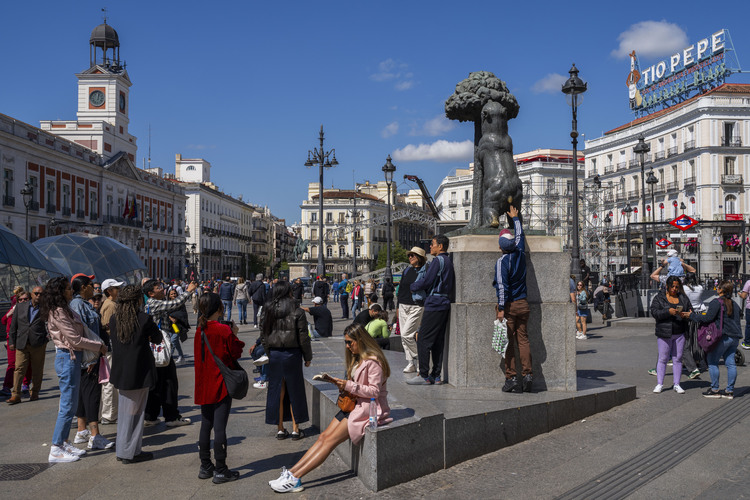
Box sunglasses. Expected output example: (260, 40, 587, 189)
(345, 339, 355, 346)
(18, 297, 29, 302)
(31, 292, 41, 295)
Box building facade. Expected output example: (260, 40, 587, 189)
(0, 22, 187, 280)
(584, 83, 750, 278)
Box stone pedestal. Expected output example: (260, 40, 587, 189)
(288, 262, 310, 281)
(445, 234, 576, 391)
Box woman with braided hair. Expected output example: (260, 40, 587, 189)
(109, 285, 162, 464)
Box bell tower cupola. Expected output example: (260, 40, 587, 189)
(89, 21, 123, 72)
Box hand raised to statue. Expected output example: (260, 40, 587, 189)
(507, 206, 518, 218)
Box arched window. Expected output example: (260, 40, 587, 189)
(186, 165, 196, 171)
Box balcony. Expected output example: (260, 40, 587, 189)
(654, 151, 666, 160)
(28, 200, 39, 211)
(617, 161, 628, 171)
(90, 212, 97, 221)
(627, 189, 640, 200)
(62, 206, 71, 216)
(721, 174, 743, 185)
(721, 136, 742, 147)
(683, 177, 696, 189)
(2, 195, 14, 207)
(448, 200, 457, 208)
(667, 146, 678, 157)
(604, 165, 615, 174)
(76, 209, 85, 218)
(684, 140, 695, 151)
(46, 203, 56, 214)
(462, 199, 471, 206)
(629, 159, 640, 168)
(652, 184, 666, 195)
(665, 181, 679, 192)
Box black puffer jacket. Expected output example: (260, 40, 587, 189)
(259, 297, 312, 362)
(650, 291, 692, 339)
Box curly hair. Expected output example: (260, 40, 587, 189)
(114, 285, 143, 344)
(343, 323, 391, 380)
(40, 277, 72, 321)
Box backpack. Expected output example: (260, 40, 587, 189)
(697, 300, 724, 352)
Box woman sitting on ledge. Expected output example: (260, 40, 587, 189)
(268, 323, 392, 493)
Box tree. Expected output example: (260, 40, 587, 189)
(376, 241, 409, 270)
(445, 71, 520, 229)
(246, 253, 266, 276)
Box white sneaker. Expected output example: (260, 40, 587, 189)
(653, 384, 664, 393)
(88, 434, 114, 450)
(49, 445, 80, 463)
(253, 381, 268, 389)
(62, 441, 87, 456)
(576, 333, 586, 340)
(165, 417, 192, 427)
(144, 419, 160, 427)
(673, 385, 685, 394)
(269, 467, 291, 487)
(253, 355, 269, 366)
(403, 363, 417, 373)
(174, 356, 184, 366)
(270, 471, 304, 493)
(73, 429, 91, 444)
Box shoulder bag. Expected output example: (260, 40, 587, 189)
(337, 391, 356, 412)
(697, 300, 724, 352)
(201, 330, 249, 400)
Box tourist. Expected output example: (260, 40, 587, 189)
(43, 276, 106, 462)
(70, 273, 113, 451)
(364, 279, 373, 308)
(690, 280, 741, 399)
(312, 276, 330, 305)
(353, 303, 382, 328)
(682, 273, 706, 380)
(580, 259, 591, 291)
(109, 285, 160, 464)
(143, 279, 197, 427)
(738, 275, 750, 351)
(574, 281, 591, 340)
(233, 277, 250, 325)
(194, 292, 245, 483)
(268, 324, 391, 493)
(494, 206, 532, 393)
(381, 277, 395, 311)
(99, 278, 125, 424)
(650, 276, 692, 394)
(365, 309, 390, 350)
(407, 234, 455, 386)
(291, 278, 305, 309)
(218, 275, 235, 321)
(6, 286, 47, 404)
(351, 281, 364, 316)
(260, 280, 312, 441)
(249, 274, 266, 328)
(338, 273, 349, 319)
(397, 247, 427, 374)
(166, 288, 190, 365)
(331, 279, 340, 303)
(301, 296, 332, 338)
(2, 286, 29, 397)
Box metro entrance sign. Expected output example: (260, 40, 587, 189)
(669, 214, 699, 231)
(656, 238, 672, 248)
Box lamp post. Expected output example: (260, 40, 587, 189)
(562, 64, 588, 279)
(144, 215, 153, 276)
(634, 134, 651, 288)
(191, 243, 197, 280)
(346, 189, 360, 279)
(304, 125, 339, 278)
(646, 169, 658, 280)
(624, 203, 633, 273)
(382, 155, 396, 281)
(604, 212, 612, 279)
(20, 180, 33, 241)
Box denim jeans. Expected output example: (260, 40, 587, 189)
(237, 299, 248, 323)
(706, 335, 739, 392)
(744, 309, 750, 344)
(221, 300, 232, 321)
(52, 349, 82, 446)
(170, 333, 184, 359)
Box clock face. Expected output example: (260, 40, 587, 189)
(89, 90, 105, 107)
(119, 94, 126, 112)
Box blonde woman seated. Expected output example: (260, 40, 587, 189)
(268, 323, 392, 493)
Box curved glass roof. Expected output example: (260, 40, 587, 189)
(0, 225, 63, 301)
(34, 233, 146, 285)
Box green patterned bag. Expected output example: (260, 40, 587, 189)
(492, 319, 508, 356)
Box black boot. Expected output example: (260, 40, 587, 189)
(522, 374, 533, 393)
(502, 376, 521, 393)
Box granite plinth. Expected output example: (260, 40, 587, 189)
(446, 234, 575, 390)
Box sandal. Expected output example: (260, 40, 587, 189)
(291, 430, 305, 441)
(276, 429, 289, 440)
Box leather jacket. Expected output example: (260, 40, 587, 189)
(260, 297, 312, 362)
(650, 291, 691, 339)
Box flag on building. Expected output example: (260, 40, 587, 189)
(130, 194, 138, 219)
(122, 191, 130, 218)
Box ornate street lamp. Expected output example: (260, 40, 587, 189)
(646, 168, 658, 278)
(562, 64, 587, 279)
(634, 134, 651, 287)
(304, 126, 338, 278)
(20, 180, 33, 241)
(603, 212, 612, 278)
(382, 155, 396, 281)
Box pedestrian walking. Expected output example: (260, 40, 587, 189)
(6, 286, 47, 404)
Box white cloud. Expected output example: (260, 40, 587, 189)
(410, 115, 455, 136)
(531, 73, 568, 94)
(392, 140, 473, 163)
(370, 59, 415, 90)
(395, 80, 415, 91)
(381, 121, 399, 138)
(611, 20, 689, 59)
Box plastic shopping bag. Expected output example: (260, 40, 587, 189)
(98, 355, 111, 384)
(492, 319, 509, 356)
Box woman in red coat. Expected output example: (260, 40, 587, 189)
(194, 292, 245, 484)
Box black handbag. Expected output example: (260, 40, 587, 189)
(201, 330, 249, 400)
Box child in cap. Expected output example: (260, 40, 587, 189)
(666, 249, 684, 278)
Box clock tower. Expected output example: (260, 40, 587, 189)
(41, 21, 137, 162)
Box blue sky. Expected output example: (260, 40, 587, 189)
(2, 1, 750, 224)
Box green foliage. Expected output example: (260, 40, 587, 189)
(247, 253, 266, 275)
(375, 241, 409, 269)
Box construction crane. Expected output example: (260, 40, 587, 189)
(404, 174, 439, 218)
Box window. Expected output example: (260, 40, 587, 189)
(689, 160, 696, 180)
(326, 212, 333, 223)
(339, 246, 346, 258)
(726, 195, 737, 215)
(356, 246, 361, 258)
(671, 165, 677, 182)
(76, 188, 84, 211)
(90, 192, 97, 215)
(464, 210, 470, 220)
(725, 157, 736, 175)
(63, 185, 70, 210)
(723, 122, 735, 146)
(338, 213, 345, 223)
(326, 246, 333, 258)
(186, 165, 196, 171)
(29, 176, 38, 203)
(464, 189, 470, 201)
(450, 211, 456, 219)
(311, 246, 318, 258)
(547, 179, 555, 194)
(310, 212, 317, 223)
(310, 228, 317, 239)
(3, 169, 13, 199)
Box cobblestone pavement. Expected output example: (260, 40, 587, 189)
(1, 305, 749, 499)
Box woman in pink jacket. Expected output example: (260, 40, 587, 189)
(269, 323, 392, 493)
(42, 277, 106, 463)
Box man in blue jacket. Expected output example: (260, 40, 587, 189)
(407, 234, 455, 385)
(218, 275, 235, 321)
(494, 206, 531, 393)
